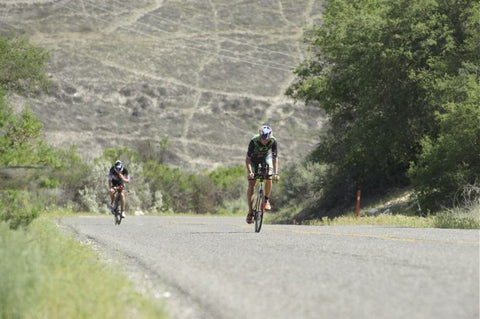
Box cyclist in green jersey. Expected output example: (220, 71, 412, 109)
(245, 125, 280, 224)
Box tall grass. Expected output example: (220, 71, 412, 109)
(0, 218, 167, 319)
(293, 210, 479, 229)
(433, 207, 480, 229)
(269, 194, 479, 229)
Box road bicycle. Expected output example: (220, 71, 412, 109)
(112, 185, 125, 225)
(251, 164, 271, 233)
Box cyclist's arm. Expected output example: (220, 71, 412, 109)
(271, 140, 279, 179)
(272, 140, 278, 174)
(119, 169, 130, 184)
(108, 168, 114, 188)
(246, 139, 255, 158)
(246, 156, 254, 177)
(272, 157, 278, 175)
(245, 157, 251, 174)
(271, 140, 278, 159)
(246, 140, 255, 177)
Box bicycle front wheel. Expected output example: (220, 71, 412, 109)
(254, 185, 264, 233)
(254, 207, 263, 232)
(114, 194, 122, 225)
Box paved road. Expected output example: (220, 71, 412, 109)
(57, 216, 479, 319)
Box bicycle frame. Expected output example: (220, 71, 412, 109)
(252, 164, 271, 233)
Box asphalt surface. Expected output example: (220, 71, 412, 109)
(57, 215, 479, 319)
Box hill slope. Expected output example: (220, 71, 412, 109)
(1, 0, 325, 169)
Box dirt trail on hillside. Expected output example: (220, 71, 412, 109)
(0, 0, 326, 169)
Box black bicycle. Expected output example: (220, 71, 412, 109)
(251, 164, 271, 233)
(112, 185, 125, 225)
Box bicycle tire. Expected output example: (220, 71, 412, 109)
(254, 182, 264, 233)
(254, 208, 263, 232)
(113, 192, 122, 225)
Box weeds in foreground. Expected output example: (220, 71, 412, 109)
(0, 218, 167, 319)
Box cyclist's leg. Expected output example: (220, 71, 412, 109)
(121, 191, 126, 212)
(264, 155, 273, 199)
(248, 161, 260, 206)
(248, 175, 258, 205)
(246, 179, 256, 223)
(109, 182, 119, 213)
(116, 183, 125, 216)
(246, 162, 259, 223)
(109, 186, 115, 205)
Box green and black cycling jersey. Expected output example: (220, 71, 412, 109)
(246, 134, 278, 163)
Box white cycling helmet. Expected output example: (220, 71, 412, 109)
(114, 160, 123, 172)
(259, 125, 272, 140)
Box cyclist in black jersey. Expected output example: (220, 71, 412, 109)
(108, 160, 130, 217)
(245, 125, 280, 224)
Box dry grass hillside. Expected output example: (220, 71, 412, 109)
(0, 0, 326, 170)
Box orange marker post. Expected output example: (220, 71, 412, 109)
(355, 190, 361, 218)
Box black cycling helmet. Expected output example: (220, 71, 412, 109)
(114, 160, 123, 172)
(259, 125, 272, 140)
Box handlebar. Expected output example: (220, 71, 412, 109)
(252, 163, 279, 180)
(113, 185, 125, 192)
(253, 172, 272, 180)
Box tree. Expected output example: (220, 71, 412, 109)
(0, 36, 55, 227)
(0, 36, 57, 166)
(405, 1, 480, 211)
(408, 70, 480, 210)
(287, 0, 479, 213)
(0, 96, 58, 166)
(0, 36, 49, 94)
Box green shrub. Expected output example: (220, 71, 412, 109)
(208, 165, 246, 212)
(0, 36, 50, 93)
(276, 162, 327, 206)
(0, 103, 60, 167)
(143, 161, 189, 212)
(408, 73, 480, 211)
(189, 174, 217, 214)
(0, 190, 40, 229)
(208, 165, 244, 189)
(217, 197, 248, 215)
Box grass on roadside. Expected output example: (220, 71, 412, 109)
(0, 218, 167, 319)
(268, 189, 480, 229)
(270, 209, 479, 229)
